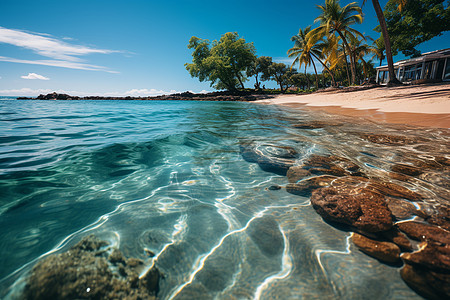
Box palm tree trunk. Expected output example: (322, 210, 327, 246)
(310, 52, 336, 87)
(337, 31, 355, 85)
(304, 65, 311, 89)
(371, 0, 401, 85)
(312, 60, 319, 88)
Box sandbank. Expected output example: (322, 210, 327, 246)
(256, 83, 450, 128)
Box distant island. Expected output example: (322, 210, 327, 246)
(17, 91, 276, 102)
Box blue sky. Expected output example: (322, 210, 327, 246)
(0, 0, 448, 96)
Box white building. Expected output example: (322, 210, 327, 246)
(376, 48, 450, 84)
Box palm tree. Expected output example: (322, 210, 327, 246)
(362, 0, 404, 85)
(371, 35, 385, 66)
(288, 27, 337, 87)
(308, 0, 364, 85)
(316, 34, 341, 84)
(347, 34, 375, 82)
(288, 26, 318, 88)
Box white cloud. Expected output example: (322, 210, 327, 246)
(0, 56, 118, 73)
(0, 27, 117, 61)
(0, 26, 119, 72)
(21, 73, 50, 80)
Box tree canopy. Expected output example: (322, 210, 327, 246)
(382, 0, 450, 57)
(185, 32, 256, 91)
(308, 0, 364, 85)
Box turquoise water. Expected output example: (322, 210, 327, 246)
(1, 99, 443, 299)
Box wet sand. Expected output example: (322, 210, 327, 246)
(256, 83, 450, 128)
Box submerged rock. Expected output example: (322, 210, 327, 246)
(365, 181, 423, 201)
(240, 142, 297, 176)
(292, 120, 343, 129)
(425, 206, 450, 231)
(352, 233, 401, 263)
(267, 185, 282, 190)
(302, 155, 363, 177)
(286, 175, 337, 196)
(401, 263, 450, 300)
(391, 164, 424, 176)
(381, 228, 413, 251)
(358, 133, 425, 146)
(286, 166, 311, 183)
(23, 235, 159, 300)
(310, 187, 393, 233)
(419, 170, 450, 190)
(397, 221, 450, 245)
(401, 242, 450, 272)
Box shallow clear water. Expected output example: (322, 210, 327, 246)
(0, 99, 448, 299)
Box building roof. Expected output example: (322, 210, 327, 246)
(376, 48, 450, 70)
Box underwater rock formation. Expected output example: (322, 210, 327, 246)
(352, 233, 401, 264)
(240, 142, 298, 175)
(23, 235, 160, 300)
(310, 187, 393, 233)
(358, 133, 426, 146)
(238, 123, 450, 299)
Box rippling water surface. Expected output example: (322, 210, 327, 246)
(1, 99, 448, 299)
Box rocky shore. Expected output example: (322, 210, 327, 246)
(17, 91, 276, 102)
(241, 120, 450, 300)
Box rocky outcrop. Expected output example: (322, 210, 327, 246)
(36, 92, 80, 100)
(302, 155, 363, 177)
(401, 242, 450, 272)
(25, 91, 276, 101)
(23, 235, 160, 300)
(391, 164, 424, 176)
(400, 264, 450, 300)
(286, 166, 311, 183)
(240, 122, 450, 300)
(397, 221, 450, 245)
(400, 241, 450, 300)
(311, 187, 393, 232)
(358, 133, 426, 146)
(352, 233, 401, 263)
(286, 175, 337, 196)
(381, 228, 413, 251)
(292, 121, 343, 129)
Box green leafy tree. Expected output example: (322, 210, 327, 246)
(384, 0, 450, 57)
(290, 73, 318, 90)
(185, 32, 256, 91)
(247, 56, 273, 89)
(261, 62, 295, 92)
(309, 0, 364, 85)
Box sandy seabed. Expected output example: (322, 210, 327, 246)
(256, 83, 450, 128)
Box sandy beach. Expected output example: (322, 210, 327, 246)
(256, 83, 450, 128)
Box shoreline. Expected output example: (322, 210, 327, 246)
(256, 83, 450, 128)
(11, 83, 450, 128)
